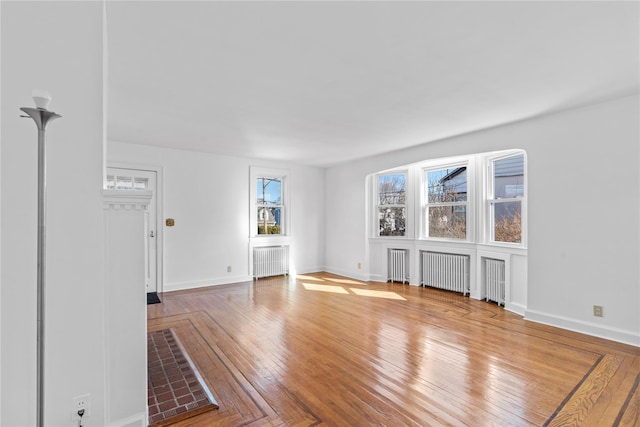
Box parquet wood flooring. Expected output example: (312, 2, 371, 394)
(147, 272, 640, 426)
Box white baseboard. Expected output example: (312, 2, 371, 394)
(164, 274, 253, 292)
(323, 267, 369, 282)
(164, 266, 332, 293)
(367, 273, 386, 283)
(291, 266, 325, 276)
(525, 309, 640, 347)
(505, 301, 526, 317)
(109, 412, 146, 427)
(469, 289, 482, 301)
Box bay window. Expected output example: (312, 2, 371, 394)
(370, 150, 525, 247)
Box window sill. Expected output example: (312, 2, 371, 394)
(368, 238, 527, 256)
(478, 242, 527, 254)
(249, 235, 291, 245)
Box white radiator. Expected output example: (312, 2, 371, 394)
(420, 251, 470, 295)
(484, 258, 505, 306)
(253, 246, 289, 279)
(388, 249, 409, 283)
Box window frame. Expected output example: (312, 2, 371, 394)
(486, 152, 527, 247)
(250, 167, 290, 239)
(422, 161, 471, 242)
(375, 171, 409, 238)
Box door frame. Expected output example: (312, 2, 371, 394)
(107, 162, 164, 294)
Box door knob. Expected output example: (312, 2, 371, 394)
(149, 230, 155, 238)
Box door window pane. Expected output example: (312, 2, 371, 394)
(116, 177, 133, 190)
(133, 178, 148, 190)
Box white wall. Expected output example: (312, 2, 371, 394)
(108, 141, 325, 292)
(0, 2, 3, 419)
(325, 95, 639, 346)
(1, 2, 106, 426)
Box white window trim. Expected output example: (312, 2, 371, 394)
(485, 151, 527, 248)
(250, 166, 290, 242)
(375, 170, 410, 238)
(422, 159, 474, 243)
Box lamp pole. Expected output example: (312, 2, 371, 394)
(20, 92, 61, 427)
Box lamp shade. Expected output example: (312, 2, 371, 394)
(32, 89, 51, 110)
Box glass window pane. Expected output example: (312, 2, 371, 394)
(133, 178, 148, 190)
(257, 207, 282, 234)
(115, 176, 133, 190)
(493, 201, 521, 243)
(378, 207, 406, 236)
(494, 154, 524, 198)
(378, 174, 406, 205)
(256, 178, 282, 206)
(428, 206, 467, 239)
(427, 167, 467, 202)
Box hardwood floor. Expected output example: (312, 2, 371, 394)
(147, 272, 640, 426)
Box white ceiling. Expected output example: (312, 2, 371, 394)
(106, 1, 639, 167)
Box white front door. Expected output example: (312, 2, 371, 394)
(107, 167, 158, 293)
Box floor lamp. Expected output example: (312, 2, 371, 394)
(20, 90, 61, 427)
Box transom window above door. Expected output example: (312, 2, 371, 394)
(106, 175, 149, 191)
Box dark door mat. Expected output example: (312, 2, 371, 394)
(147, 328, 218, 426)
(147, 292, 161, 305)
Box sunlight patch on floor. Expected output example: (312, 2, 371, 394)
(302, 283, 349, 294)
(301, 282, 406, 300)
(350, 288, 407, 300)
(325, 277, 366, 285)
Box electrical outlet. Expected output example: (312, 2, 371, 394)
(227, 265, 232, 273)
(357, 262, 362, 269)
(593, 305, 604, 317)
(71, 394, 91, 420)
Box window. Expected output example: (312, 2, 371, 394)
(377, 173, 406, 236)
(490, 154, 525, 243)
(250, 167, 289, 239)
(369, 150, 525, 248)
(105, 175, 148, 190)
(425, 166, 468, 239)
(256, 177, 284, 235)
